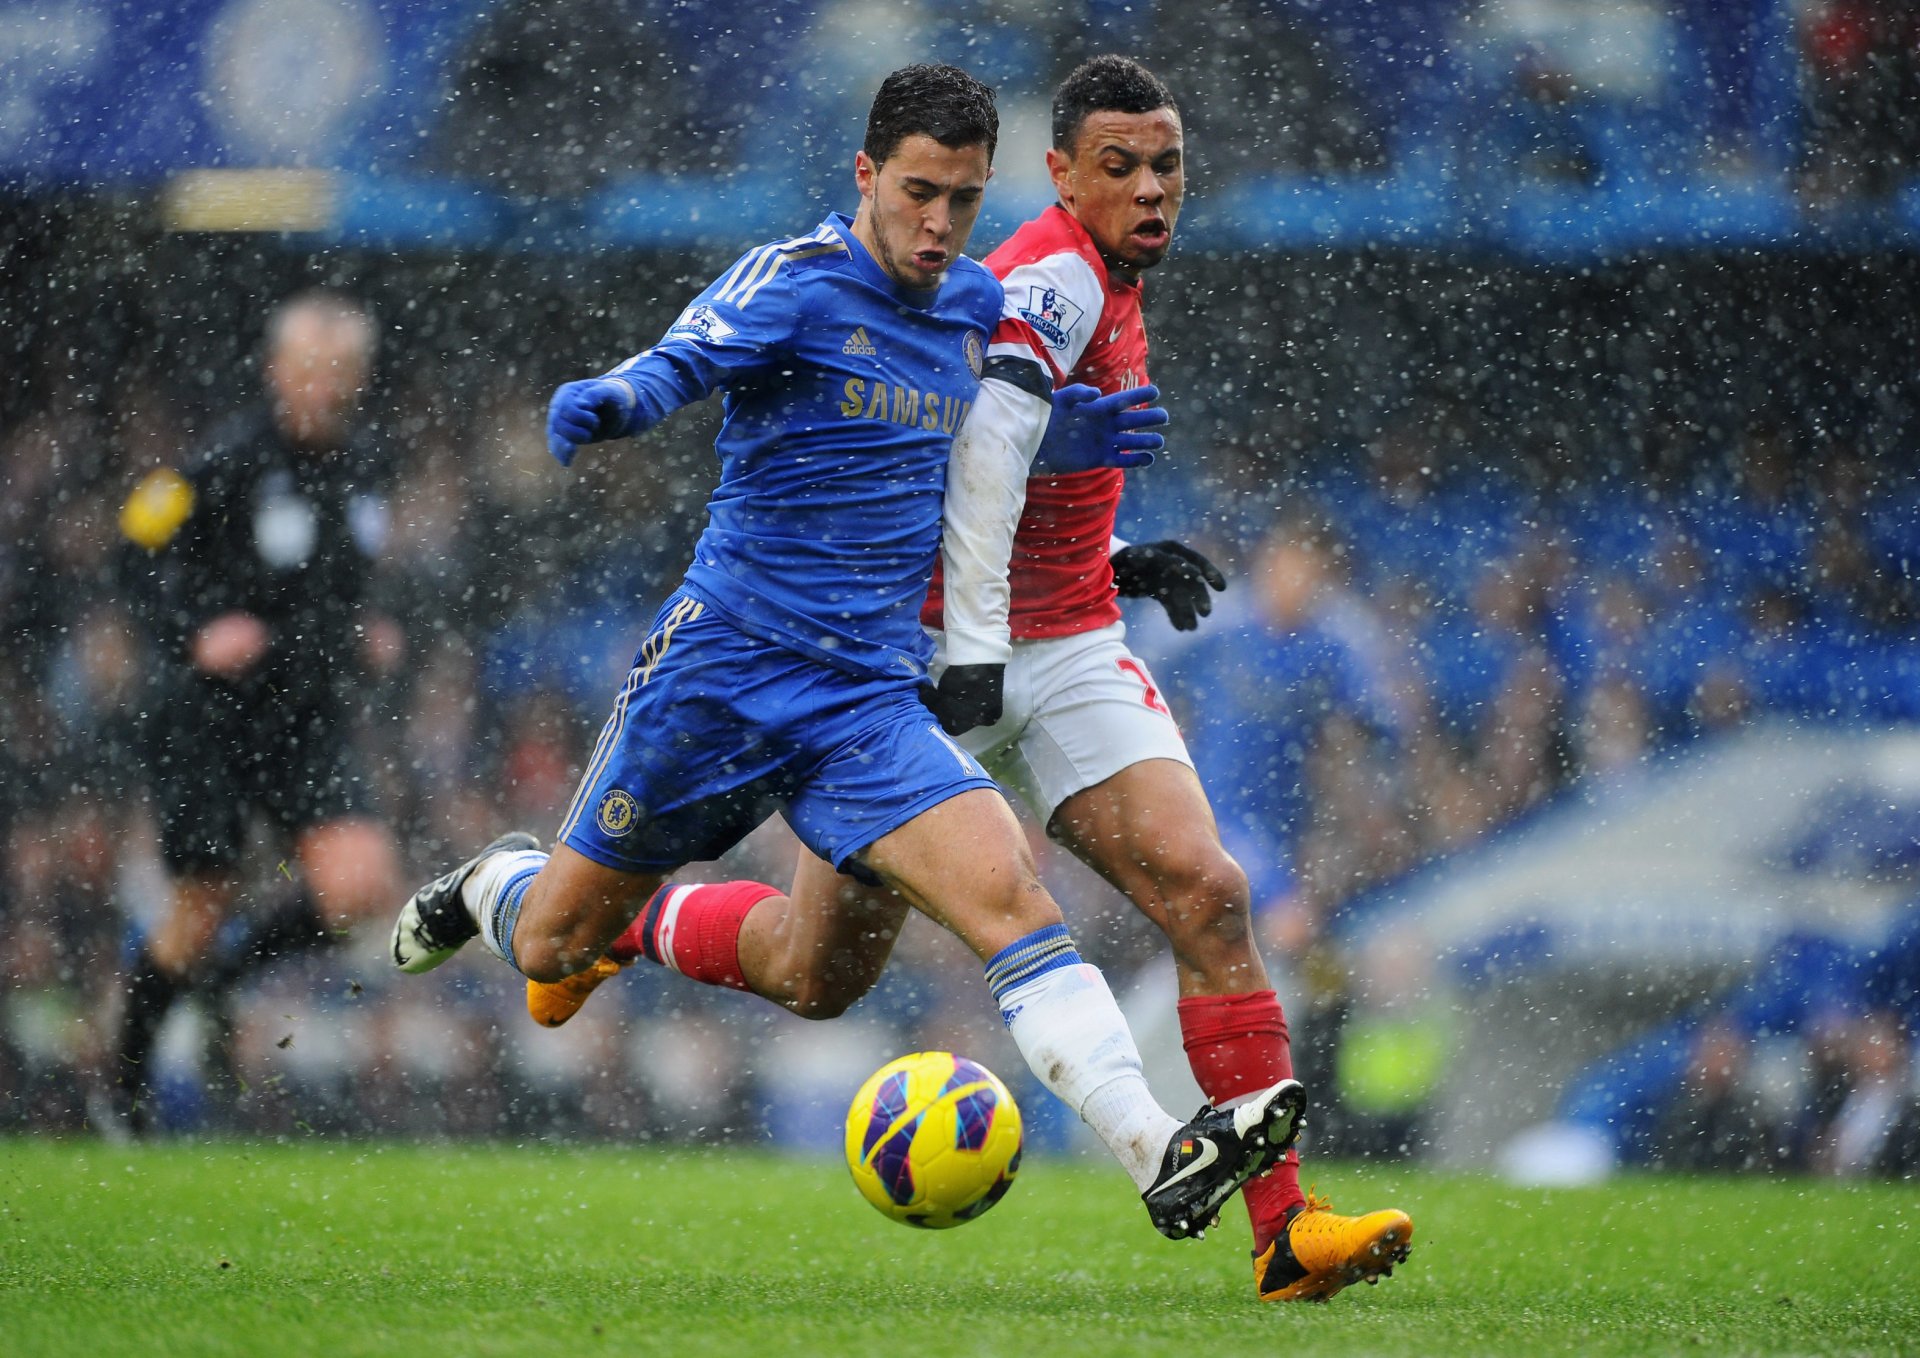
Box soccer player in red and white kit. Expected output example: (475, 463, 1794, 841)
(934, 53, 1411, 1306)
(531, 56, 1410, 1302)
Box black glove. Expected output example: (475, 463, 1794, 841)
(1110, 540, 1228, 631)
(919, 663, 1004, 736)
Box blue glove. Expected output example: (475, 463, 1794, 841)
(1034, 383, 1166, 473)
(547, 378, 637, 466)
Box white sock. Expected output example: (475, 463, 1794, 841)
(988, 930, 1181, 1191)
(1075, 1057, 1185, 1191)
(464, 848, 547, 969)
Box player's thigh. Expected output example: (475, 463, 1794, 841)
(783, 676, 1000, 876)
(555, 596, 809, 874)
(143, 695, 252, 877)
(1050, 757, 1244, 930)
(857, 787, 1060, 961)
(1016, 626, 1194, 828)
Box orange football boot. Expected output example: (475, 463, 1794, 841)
(526, 955, 625, 1028)
(1254, 1190, 1413, 1302)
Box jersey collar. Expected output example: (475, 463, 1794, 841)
(1047, 203, 1142, 295)
(827, 212, 942, 309)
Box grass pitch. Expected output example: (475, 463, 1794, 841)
(2, 1139, 1913, 1357)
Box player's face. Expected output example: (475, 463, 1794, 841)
(853, 134, 993, 290)
(1048, 107, 1185, 278)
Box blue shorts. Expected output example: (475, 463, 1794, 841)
(558, 592, 999, 875)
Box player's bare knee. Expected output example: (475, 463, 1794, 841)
(506, 874, 625, 981)
(1153, 852, 1253, 948)
(974, 870, 1061, 935)
(514, 930, 603, 984)
(786, 976, 865, 1021)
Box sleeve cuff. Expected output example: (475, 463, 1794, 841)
(940, 628, 1013, 667)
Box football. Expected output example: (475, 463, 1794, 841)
(844, 1051, 1024, 1229)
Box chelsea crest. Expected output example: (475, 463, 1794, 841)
(596, 788, 639, 837)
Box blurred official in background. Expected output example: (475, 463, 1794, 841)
(103, 290, 405, 1135)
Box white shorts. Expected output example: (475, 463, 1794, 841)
(931, 622, 1194, 827)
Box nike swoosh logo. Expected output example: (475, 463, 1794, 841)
(1108, 326, 1121, 342)
(1154, 1136, 1219, 1193)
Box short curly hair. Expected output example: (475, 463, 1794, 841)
(864, 64, 999, 167)
(1051, 55, 1177, 153)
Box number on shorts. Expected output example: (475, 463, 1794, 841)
(1116, 657, 1171, 716)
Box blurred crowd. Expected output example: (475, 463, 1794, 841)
(422, 0, 1920, 205)
(1144, 414, 1920, 921)
(1559, 908, 1920, 1178)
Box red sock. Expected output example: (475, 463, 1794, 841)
(1178, 990, 1305, 1254)
(611, 880, 780, 991)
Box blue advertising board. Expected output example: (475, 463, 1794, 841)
(0, 0, 491, 185)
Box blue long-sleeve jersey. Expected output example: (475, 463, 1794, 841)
(601, 213, 1002, 678)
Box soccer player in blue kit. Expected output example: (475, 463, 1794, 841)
(391, 65, 1300, 1241)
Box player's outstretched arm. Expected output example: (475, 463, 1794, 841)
(1111, 539, 1227, 631)
(1034, 383, 1165, 474)
(548, 254, 799, 467)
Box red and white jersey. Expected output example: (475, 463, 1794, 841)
(925, 204, 1148, 641)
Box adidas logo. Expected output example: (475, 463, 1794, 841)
(842, 326, 877, 357)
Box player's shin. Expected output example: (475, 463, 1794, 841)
(986, 925, 1182, 1191)
(526, 879, 784, 1027)
(621, 880, 779, 990)
(467, 847, 548, 971)
(111, 947, 184, 1121)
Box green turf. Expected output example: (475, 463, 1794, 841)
(1, 1139, 1913, 1357)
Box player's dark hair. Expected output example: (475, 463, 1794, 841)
(863, 64, 998, 167)
(1051, 55, 1177, 153)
